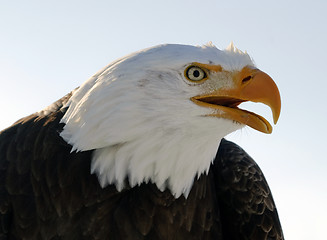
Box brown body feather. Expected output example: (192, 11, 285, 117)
(0, 94, 283, 239)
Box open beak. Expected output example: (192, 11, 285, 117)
(191, 66, 281, 134)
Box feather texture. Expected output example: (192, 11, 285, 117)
(0, 93, 283, 239)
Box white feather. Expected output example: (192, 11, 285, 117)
(59, 43, 253, 197)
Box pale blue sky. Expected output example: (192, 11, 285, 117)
(1, 1, 326, 239)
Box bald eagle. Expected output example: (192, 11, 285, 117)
(0, 43, 283, 239)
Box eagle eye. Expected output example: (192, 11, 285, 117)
(185, 66, 207, 82)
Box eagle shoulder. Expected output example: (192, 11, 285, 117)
(213, 139, 284, 239)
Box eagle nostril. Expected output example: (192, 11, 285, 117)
(242, 76, 252, 84)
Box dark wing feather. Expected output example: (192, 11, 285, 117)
(213, 138, 284, 240)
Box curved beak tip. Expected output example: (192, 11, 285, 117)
(273, 111, 280, 125)
(272, 93, 281, 125)
(253, 70, 281, 127)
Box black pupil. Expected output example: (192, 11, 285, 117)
(193, 70, 200, 78)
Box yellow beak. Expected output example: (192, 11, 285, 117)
(191, 66, 281, 134)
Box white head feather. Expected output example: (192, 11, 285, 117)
(60, 43, 254, 197)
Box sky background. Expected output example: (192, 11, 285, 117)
(1, 0, 326, 239)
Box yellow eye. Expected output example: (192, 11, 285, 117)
(185, 66, 207, 82)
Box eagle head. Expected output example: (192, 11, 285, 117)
(60, 43, 281, 197)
